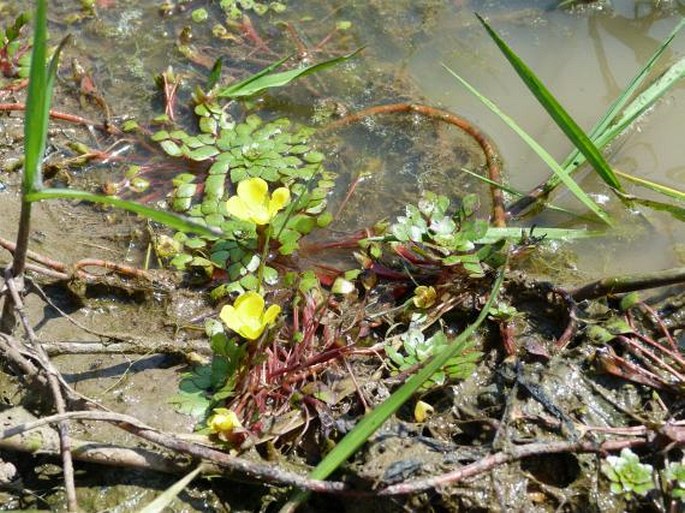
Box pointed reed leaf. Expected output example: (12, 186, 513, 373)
(139, 465, 204, 513)
(282, 268, 506, 511)
(443, 65, 611, 224)
(313, 268, 504, 478)
(476, 14, 621, 190)
(218, 49, 362, 98)
(25, 189, 221, 237)
(22, 0, 49, 193)
(613, 168, 685, 203)
(560, 18, 684, 175)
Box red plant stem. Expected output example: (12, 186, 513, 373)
(327, 103, 507, 228)
(0, 102, 105, 130)
(617, 335, 685, 382)
(638, 302, 678, 351)
(625, 310, 685, 367)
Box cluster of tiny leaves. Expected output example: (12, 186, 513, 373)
(665, 459, 685, 501)
(155, 105, 334, 294)
(220, 0, 286, 18)
(386, 192, 491, 277)
(385, 329, 481, 390)
(601, 448, 655, 499)
(0, 11, 32, 82)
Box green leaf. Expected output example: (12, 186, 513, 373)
(26, 188, 220, 237)
(138, 465, 204, 513)
(476, 14, 621, 191)
(291, 267, 506, 502)
(160, 139, 183, 157)
(187, 145, 220, 161)
(442, 65, 610, 225)
(217, 48, 363, 98)
(23, 2, 69, 194)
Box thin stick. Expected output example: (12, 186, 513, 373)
(378, 437, 653, 496)
(1, 410, 347, 493)
(571, 266, 685, 301)
(4, 271, 78, 511)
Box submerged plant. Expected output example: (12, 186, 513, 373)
(0, 11, 31, 81)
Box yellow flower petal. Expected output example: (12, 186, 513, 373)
(263, 304, 282, 326)
(220, 292, 281, 340)
(248, 205, 272, 225)
(414, 400, 434, 423)
(234, 291, 265, 315)
(225, 196, 251, 222)
(238, 322, 265, 340)
(269, 187, 291, 217)
(219, 304, 240, 331)
(208, 408, 242, 436)
(237, 177, 268, 205)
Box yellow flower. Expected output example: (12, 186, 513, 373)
(207, 408, 242, 440)
(220, 291, 281, 340)
(226, 177, 290, 225)
(412, 285, 437, 309)
(414, 400, 434, 423)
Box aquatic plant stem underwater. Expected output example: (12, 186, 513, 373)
(326, 103, 507, 228)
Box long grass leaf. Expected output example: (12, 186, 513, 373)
(288, 268, 505, 510)
(616, 193, 685, 222)
(25, 189, 220, 237)
(560, 18, 685, 175)
(217, 54, 290, 97)
(23, 0, 49, 193)
(476, 14, 622, 190)
(459, 167, 592, 219)
(613, 168, 685, 203)
(600, 56, 685, 149)
(282, 269, 506, 512)
(443, 65, 611, 225)
(218, 49, 362, 98)
(139, 465, 204, 513)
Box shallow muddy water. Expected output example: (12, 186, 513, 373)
(0, 2, 684, 511)
(1, 0, 683, 281)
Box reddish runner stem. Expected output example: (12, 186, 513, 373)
(327, 103, 507, 228)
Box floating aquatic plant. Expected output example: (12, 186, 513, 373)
(385, 329, 482, 390)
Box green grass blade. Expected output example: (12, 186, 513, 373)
(139, 465, 204, 513)
(218, 49, 362, 98)
(616, 193, 685, 222)
(560, 18, 684, 175)
(282, 268, 506, 510)
(613, 168, 685, 203)
(315, 268, 503, 476)
(476, 14, 622, 190)
(217, 54, 290, 97)
(459, 167, 593, 220)
(23, 0, 49, 193)
(25, 188, 220, 237)
(599, 56, 685, 151)
(443, 65, 611, 225)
